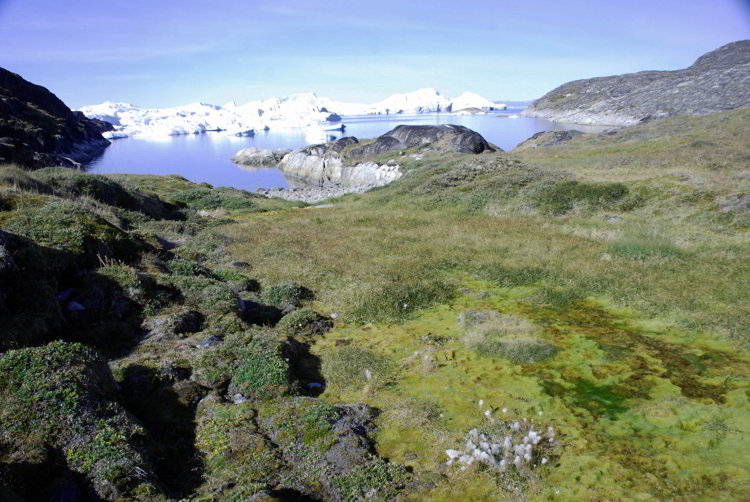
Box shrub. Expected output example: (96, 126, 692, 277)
(198, 331, 290, 399)
(535, 180, 628, 214)
(171, 186, 259, 211)
(214, 268, 258, 292)
(2, 198, 139, 266)
(167, 256, 213, 277)
(0, 341, 155, 498)
(262, 281, 312, 310)
(167, 274, 238, 314)
(277, 308, 332, 338)
(174, 230, 232, 263)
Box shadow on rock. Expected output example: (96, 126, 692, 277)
(284, 338, 326, 397)
(118, 364, 207, 498)
(0, 454, 99, 502)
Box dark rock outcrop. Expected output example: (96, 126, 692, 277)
(514, 130, 585, 151)
(330, 136, 359, 152)
(349, 124, 496, 157)
(0, 67, 111, 168)
(524, 40, 750, 125)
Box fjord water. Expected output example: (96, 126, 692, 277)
(85, 109, 606, 191)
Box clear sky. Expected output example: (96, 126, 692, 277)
(1, 0, 748, 108)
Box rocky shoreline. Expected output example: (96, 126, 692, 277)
(256, 182, 384, 203)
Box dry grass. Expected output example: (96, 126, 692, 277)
(222, 109, 750, 342)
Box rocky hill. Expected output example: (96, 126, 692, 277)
(524, 40, 750, 125)
(0, 68, 112, 168)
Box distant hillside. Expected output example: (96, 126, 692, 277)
(0, 68, 112, 168)
(524, 40, 750, 125)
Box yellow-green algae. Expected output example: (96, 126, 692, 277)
(312, 278, 750, 501)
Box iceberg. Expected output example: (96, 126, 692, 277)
(79, 89, 505, 139)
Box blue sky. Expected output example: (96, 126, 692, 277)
(1, 0, 748, 108)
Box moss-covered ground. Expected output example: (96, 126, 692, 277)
(1, 108, 749, 501)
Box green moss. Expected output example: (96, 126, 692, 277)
(195, 402, 278, 496)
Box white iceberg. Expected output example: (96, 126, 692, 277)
(79, 89, 504, 140)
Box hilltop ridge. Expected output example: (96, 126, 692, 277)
(0, 68, 112, 168)
(524, 40, 750, 125)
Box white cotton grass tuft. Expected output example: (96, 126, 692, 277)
(445, 412, 558, 474)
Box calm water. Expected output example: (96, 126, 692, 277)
(86, 108, 606, 191)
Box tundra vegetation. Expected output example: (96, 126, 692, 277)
(1, 108, 749, 501)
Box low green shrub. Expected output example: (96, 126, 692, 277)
(171, 186, 259, 211)
(2, 198, 140, 267)
(0, 341, 154, 497)
(535, 180, 629, 214)
(167, 274, 238, 314)
(277, 308, 332, 338)
(167, 256, 213, 277)
(198, 332, 290, 399)
(262, 280, 312, 309)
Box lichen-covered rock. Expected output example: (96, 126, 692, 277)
(253, 398, 410, 501)
(0, 342, 160, 500)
